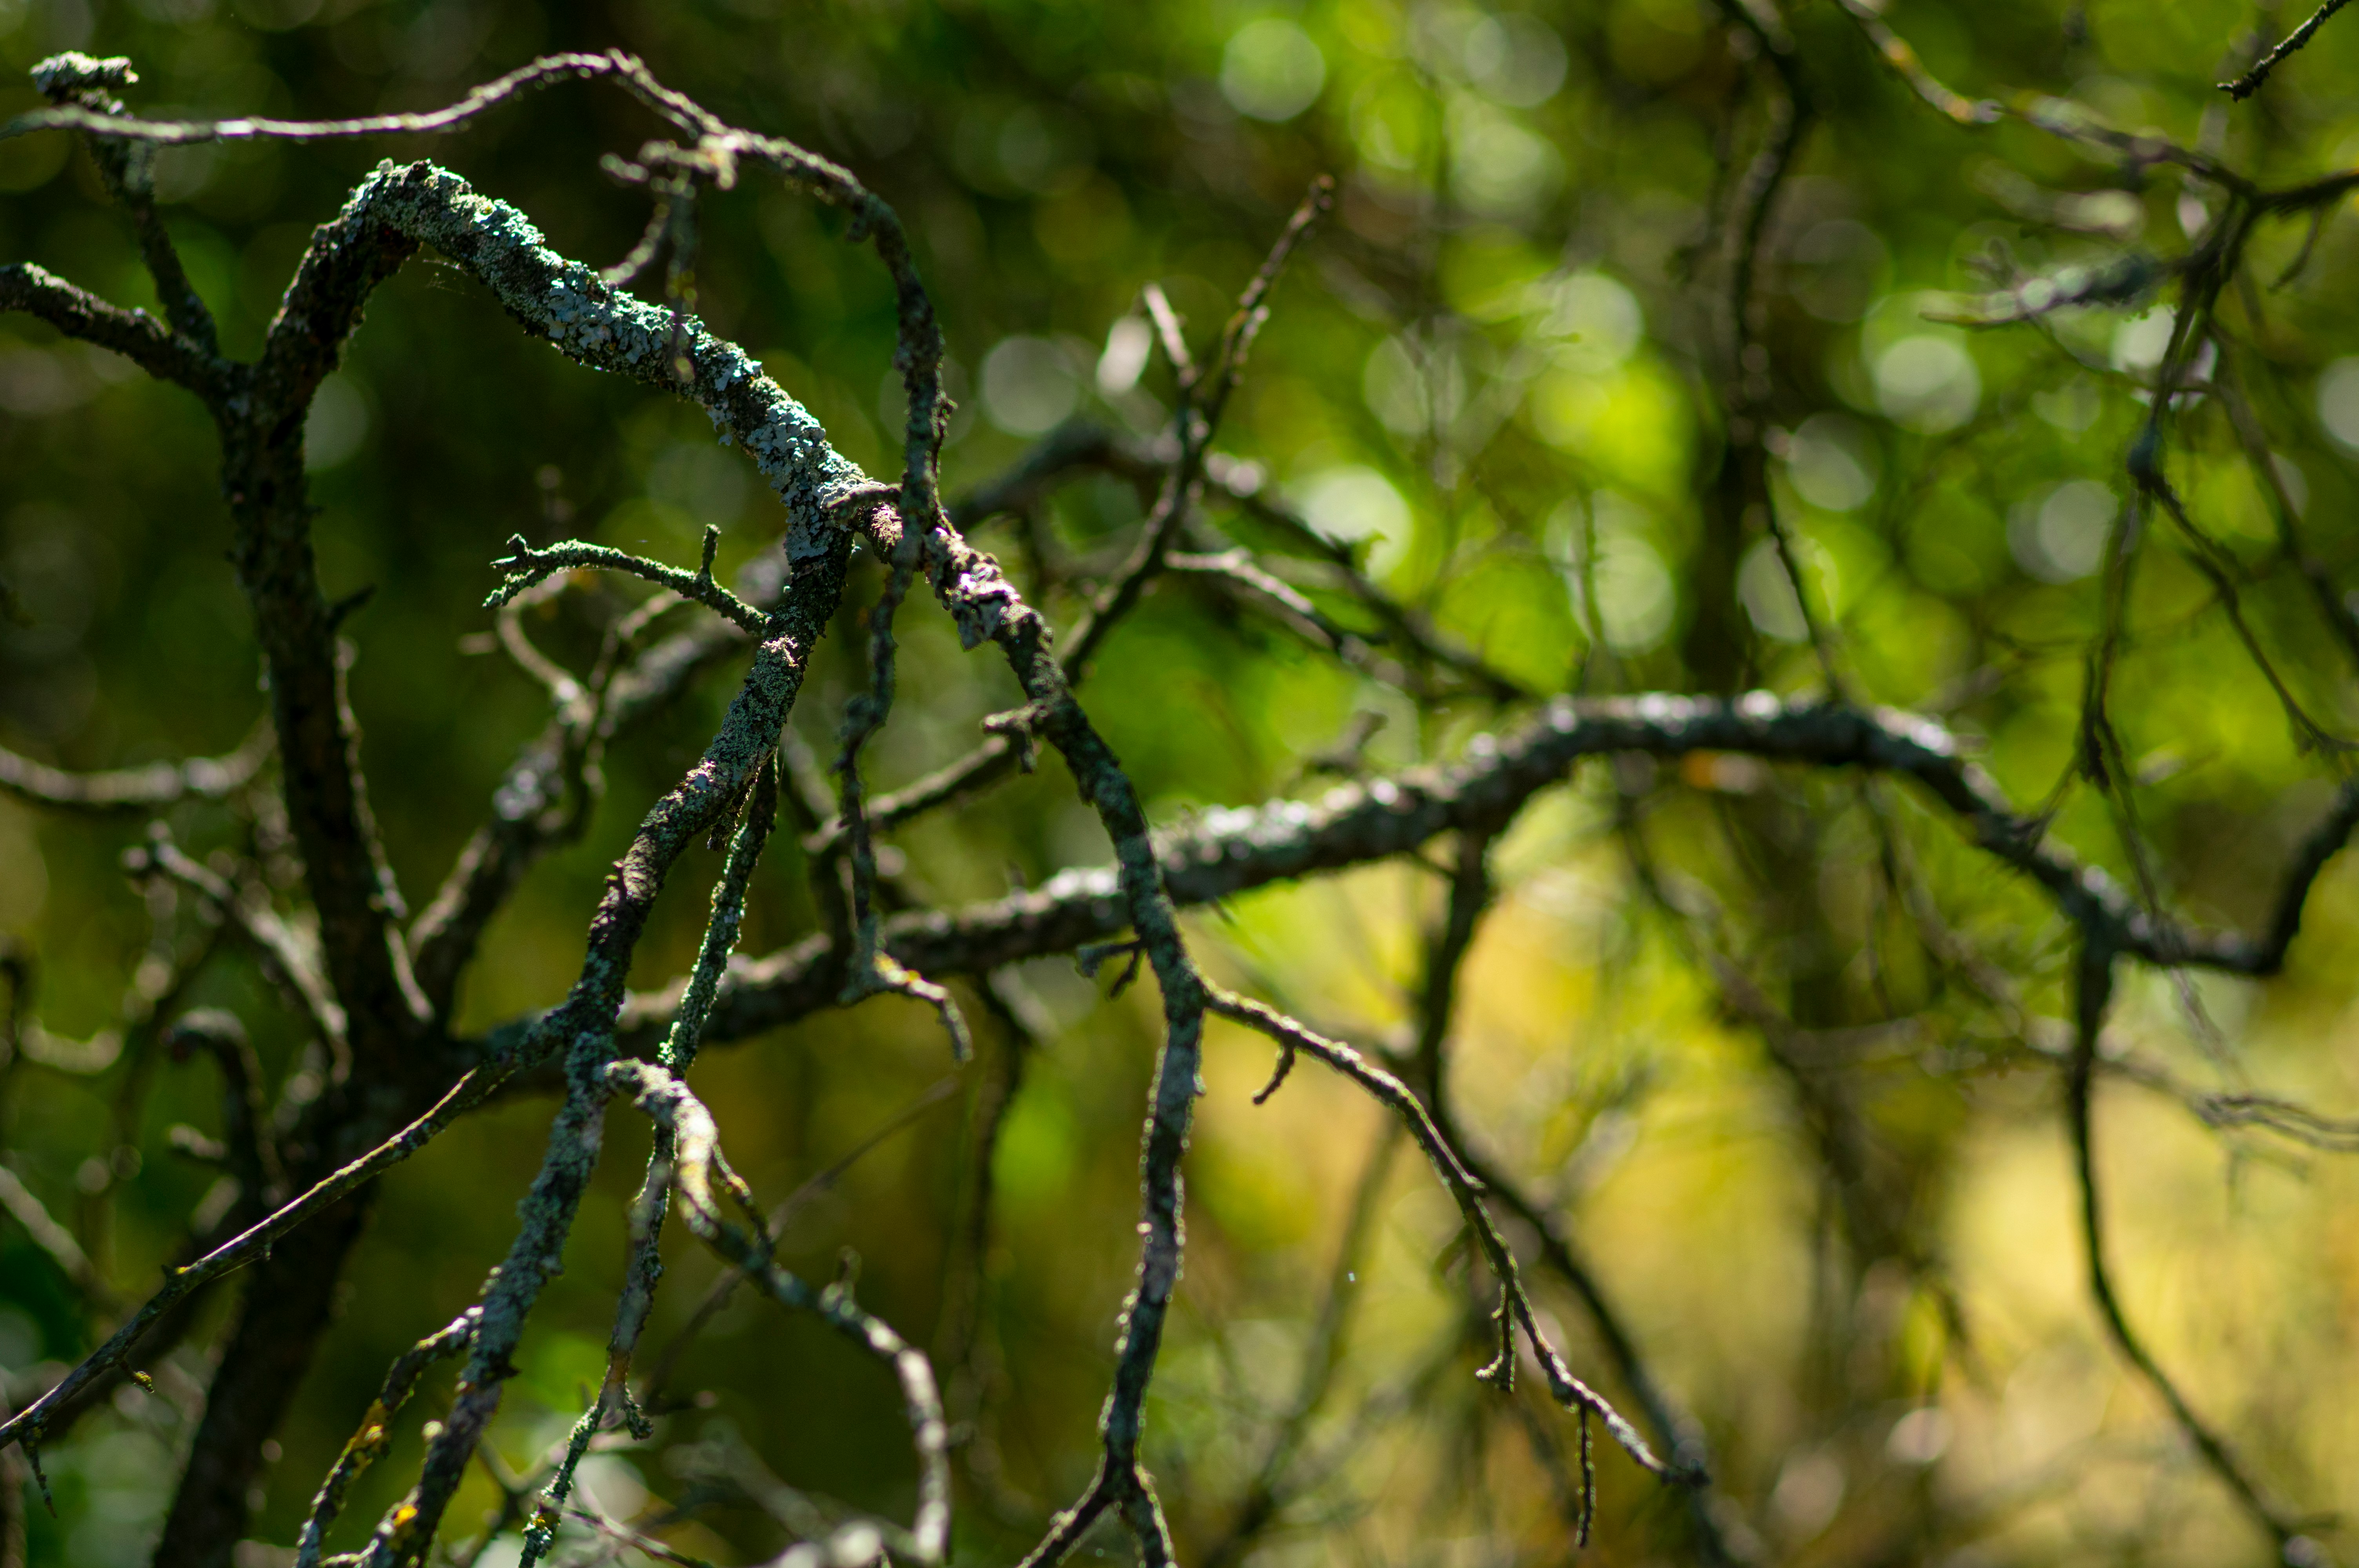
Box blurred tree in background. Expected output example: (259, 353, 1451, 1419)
(5, 0, 2359, 1564)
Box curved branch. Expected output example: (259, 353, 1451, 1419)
(294, 1309, 480, 1568)
(6, 50, 689, 149)
(2065, 942, 2302, 1548)
(484, 530, 763, 637)
(1205, 988, 1676, 1481)
(605, 1060, 950, 1564)
(0, 1168, 109, 1309)
(519, 755, 782, 1568)
(409, 554, 784, 1012)
(1831, 0, 2003, 123)
(1456, 1147, 1737, 1563)
(0, 722, 269, 813)
(1057, 177, 1332, 681)
(614, 693, 2359, 1057)
(353, 537, 851, 1568)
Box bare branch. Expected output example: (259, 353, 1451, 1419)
(1458, 1145, 1739, 1563)
(0, 722, 267, 813)
(1204, 987, 1677, 1481)
(606, 1060, 951, 1564)
(354, 537, 851, 1567)
(627, 694, 2359, 1058)
(14, 39, 2359, 1568)
(519, 751, 784, 1568)
(2065, 942, 2303, 1546)
(1058, 178, 1333, 681)
(644, 1073, 961, 1412)
(1830, 0, 2003, 123)
(294, 1309, 479, 1568)
(562, 1506, 713, 1568)
(0, 261, 222, 394)
(831, 548, 973, 1059)
(409, 557, 759, 1012)
(0, 1054, 512, 1458)
(2221, 0, 2355, 98)
(0, 1167, 109, 1309)
(8, 50, 667, 150)
(485, 529, 764, 637)
(33, 53, 218, 354)
(163, 1009, 284, 1207)
(127, 833, 348, 1061)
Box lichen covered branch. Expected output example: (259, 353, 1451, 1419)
(605, 1059, 951, 1564)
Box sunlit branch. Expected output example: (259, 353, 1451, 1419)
(831, 546, 973, 1060)
(411, 558, 748, 1013)
(7, 49, 694, 149)
(1456, 1145, 1739, 1564)
(1830, 0, 2003, 123)
(355, 547, 848, 1568)
(11, 31, 2359, 1568)
(518, 755, 783, 1568)
(1206, 987, 1676, 1480)
(2220, 0, 2355, 98)
(485, 526, 765, 635)
(2065, 941, 2304, 1548)
(620, 693, 2359, 1060)
(1057, 176, 1332, 681)
(33, 53, 217, 355)
(642, 1073, 962, 1413)
(0, 721, 268, 813)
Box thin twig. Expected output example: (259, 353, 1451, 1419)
(1830, 0, 2004, 122)
(642, 1073, 961, 1411)
(2065, 941, 2300, 1546)
(607, 1060, 951, 1564)
(2220, 0, 2355, 98)
(1205, 987, 1678, 1481)
(0, 1057, 513, 1456)
(485, 530, 763, 636)
(0, 1169, 109, 1308)
(295, 1309, 480, 1568)
(1058, 177, 1334, 680)
(614, 693, 2359, 1058)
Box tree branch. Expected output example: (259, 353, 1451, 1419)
(2220, 0, 2355, 98)
(0, 722, 267, 813)
(1205, 987, 1674, 1480)
(352, 534, 850, 1568)
(605, 1060, 950, 1564)
(0, 1053, 510, 1459)
(614, 693, 2359, 1060)
(0, 261, 222, 395)
(2065, 941, 2302, 1548)
(293, 1308, 479, 1568)
(0, 1167, 110, 1309)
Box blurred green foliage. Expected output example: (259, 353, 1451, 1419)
(5, 0, 2359, 1564)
